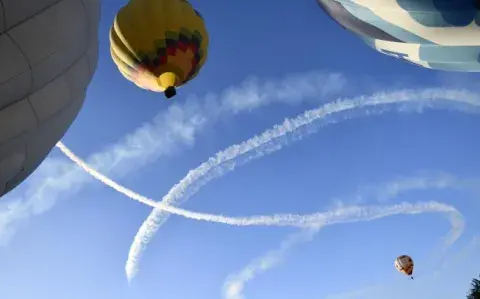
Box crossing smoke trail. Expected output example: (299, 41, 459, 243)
(0, 70, 346, 246)
(222, 214, 464, 299)
(57, 143, 463, 231)
(58, 138, 467, 296)
(56, 143, 464, 274)
(221, 173, 470, 299)
(58, 137, 469, 297)
(124, 87, 480, 280)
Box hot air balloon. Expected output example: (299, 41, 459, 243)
(110, 0, 209, 99)
(0, 0, 100, 198)
(316, 0, 480, 72)
(394, 255, 414, 279)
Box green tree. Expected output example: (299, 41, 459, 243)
(467, 274, 480, 299)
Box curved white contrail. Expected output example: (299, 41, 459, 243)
(57, 143, 463, 231)
(124, 87, 480, 280)
(57, 142, 474, 288)
(221, 174, 469, 299)
(57, 140, 468, 296)
(55, 87, 479, 279)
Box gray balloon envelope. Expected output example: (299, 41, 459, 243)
(0, 0, 100, 197)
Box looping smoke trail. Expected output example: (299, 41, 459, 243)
(57, 138, 467, 295)
(222, 218, 451, 299)
(57, 143, 463, 231)
(57, 136, 468, 297)
(125, 88, 480, 280)
(221, 192, 465, 299)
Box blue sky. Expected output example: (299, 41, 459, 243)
(1, 1, 480, 299)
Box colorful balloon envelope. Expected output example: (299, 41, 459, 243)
(110, 0, 209, 99)
(394, 255, 414, 279)
(317, 0, 480, 72)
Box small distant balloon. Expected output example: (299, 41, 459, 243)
(394, 255, 414, 279)
(110, 0, 209, 99)
(316, 0, 480, 72)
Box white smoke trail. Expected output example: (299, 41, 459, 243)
(0, 71, 346, 246)
(221, 173, 469, 299)
(57, 142, 465, 287)
(126, 88, 480, 280)
(57, 143, 465, 231)
(222, 228, 319, 299)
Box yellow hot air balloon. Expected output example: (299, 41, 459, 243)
(394, 255, 414, 279)
(110, 0, 209, 99)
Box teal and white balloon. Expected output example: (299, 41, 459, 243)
(317, 0, 480, 71)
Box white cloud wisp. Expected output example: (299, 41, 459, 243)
(58, 144, 463, 231)
(0, 71, 345, 245)
(221, 171, 471, 299)
(126, 88, 480, 280)
(45, 143, 474, 288)
(57, 143, 467, 293)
